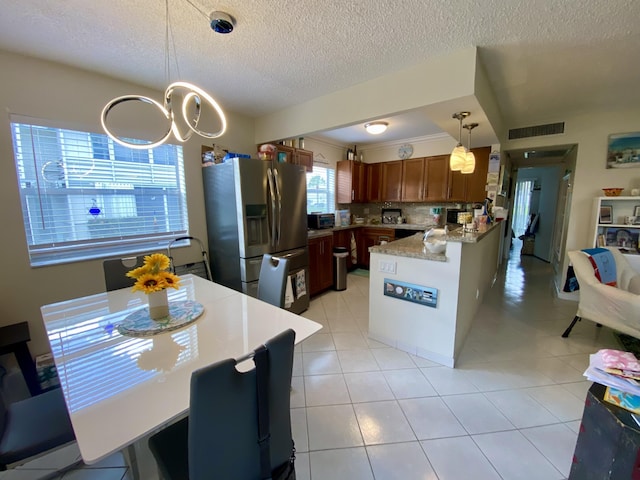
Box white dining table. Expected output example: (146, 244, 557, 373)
(40, 274, 322, 473)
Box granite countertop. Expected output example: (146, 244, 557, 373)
(308, 223, 437, 240)
(368, 222, 503, 261)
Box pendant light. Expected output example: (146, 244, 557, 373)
(461, 123, 478, 174)
(101, 0, 228, 149)
(450, 112, 470, 171)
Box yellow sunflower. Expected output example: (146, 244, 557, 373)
(158, 271, 181, 290)
(132, 273, 166, 293)
(126, 265, 151, 279)
(143, 253, 170, 273)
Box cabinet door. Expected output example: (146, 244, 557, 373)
(402, 158, 425, 201)
(382, 161, 403, 202)
(424, 155, 449, 201)
(367, 163, 383, 202)
(276, 145, 295, 164)
(353, 162, 366, 203)
(296, 148, 314, 172)
(308, 237, 322, 296)
(448, 169, 467, 202)
(465, 146, 490, 202)
(336, 160, 353, 204)
(319, 236, 334, 291)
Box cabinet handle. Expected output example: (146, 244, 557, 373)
(351, 189, 354, 201)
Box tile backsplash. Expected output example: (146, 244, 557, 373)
(339, 202, 474, 226)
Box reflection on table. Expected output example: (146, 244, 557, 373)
(40, 275, 322, 465)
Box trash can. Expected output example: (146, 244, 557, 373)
(333, 247, 349, 291)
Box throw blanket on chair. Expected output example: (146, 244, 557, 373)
(582, 248, 617, 286)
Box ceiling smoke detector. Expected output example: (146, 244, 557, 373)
(209, 11, 235, 34)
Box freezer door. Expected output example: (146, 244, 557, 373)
(273, 162, 308, 252)
(234, 159, 271, 258)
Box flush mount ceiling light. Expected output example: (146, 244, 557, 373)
(364, 122, 389, 135)
(461, 122, 478, 174)
(101, 0, 228, 149)
(449, 112, 470, 171)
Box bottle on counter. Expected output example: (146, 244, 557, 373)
(353, 145, 358, 161)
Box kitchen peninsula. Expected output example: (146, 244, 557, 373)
(368, 222, 503, 367)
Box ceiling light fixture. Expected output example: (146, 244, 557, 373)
(101, 0, 228, 149)
(461, 123, 478, 174)
(364, 122, 389, 135)
(450, 112, 470, 171)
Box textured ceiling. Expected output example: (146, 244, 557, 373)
(1, 0, 639, 146)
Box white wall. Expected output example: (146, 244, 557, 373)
(504, 109, 640, 283)
(0, 50, 255, 356)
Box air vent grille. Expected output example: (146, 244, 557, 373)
(508, 122, 565, 140)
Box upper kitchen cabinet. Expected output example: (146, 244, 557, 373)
(447, 146, 491, 203)
(464, 146, 491, 202)
(275, 145, 313, 172)
(382, 160, 403, 202)
(337, 160, 366, 203)
(424, 155, 449, 201)
(401, 158, 425, 202)
(367, 163, 383, 202)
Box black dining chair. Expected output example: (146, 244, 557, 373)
(0, 388, 76, 470)
(103, 255, 147, 291)
(257, 254, 289, 308)
(148, 328, 296, 480)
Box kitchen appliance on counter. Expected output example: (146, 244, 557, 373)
(382, 208, 402, 224)
(203, 158, 309, 314)
(446, 208, 467, 226)
(308, 213, 335, 230)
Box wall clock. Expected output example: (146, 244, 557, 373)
(398, 143, 413, 160)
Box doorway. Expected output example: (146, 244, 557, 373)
(512, 179, 534, 237)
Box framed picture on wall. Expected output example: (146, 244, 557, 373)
(607, 132, 640, 168)
(599, 205, 613, 224)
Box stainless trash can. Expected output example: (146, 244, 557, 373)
(333, 247, 349, 291)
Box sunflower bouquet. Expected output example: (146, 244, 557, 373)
(126, 253, 181, 293)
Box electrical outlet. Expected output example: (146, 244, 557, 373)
(378, 260, 396, 274)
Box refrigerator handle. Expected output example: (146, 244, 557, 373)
(273, 167, 282, 246)
(266, 167, 277, 248)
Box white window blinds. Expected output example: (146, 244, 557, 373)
(306, 165, 335, 214)
(11, 122, 189, 266)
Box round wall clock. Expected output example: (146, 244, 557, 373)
(398, 143, 413, 159)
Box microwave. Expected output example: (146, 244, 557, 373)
(308, 213, 335, 229)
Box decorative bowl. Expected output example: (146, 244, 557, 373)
(603, 188, 624, 196)
(423, 240, 446, 254)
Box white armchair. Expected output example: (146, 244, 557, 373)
(563, 247, 640, 338)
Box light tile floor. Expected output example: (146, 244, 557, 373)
(3, 244, 620, 479)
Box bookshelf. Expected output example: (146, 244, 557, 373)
(591, 196, 640, 270)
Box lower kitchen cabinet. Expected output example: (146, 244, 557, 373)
(308, 235, 334, 296)
(358, 228, 394, 269)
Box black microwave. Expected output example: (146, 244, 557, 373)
(308, 213, 335, 229)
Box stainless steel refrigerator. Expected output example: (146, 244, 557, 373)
(202, 157, 309, 314)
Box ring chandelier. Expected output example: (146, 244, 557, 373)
(101, 0, 228, 150)
(101, 81, 227, 150)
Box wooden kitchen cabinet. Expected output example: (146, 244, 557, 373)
(401, 158, 425, 201)
(465, 146, 491, 202)
(308, 235, 334, 296)
(367, 163, 383, 202)
(337, 160, 366, 203)
(271, 145, 313, 172)
(382, 160, 403, 202)
(333, 228, 358, 271)
(424, 155, 450, 201)
(358, 228, 394, 269)
(448, 170, 467, 202)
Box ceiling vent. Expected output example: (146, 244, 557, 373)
(508, 122, 564, 140)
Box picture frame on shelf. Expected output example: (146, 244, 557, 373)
(607, 132, 640, 169)
(634, 206, 640, 218)
(599, 205, 613, 224)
